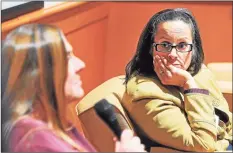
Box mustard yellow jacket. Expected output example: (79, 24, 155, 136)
(122, 65, 232, 152)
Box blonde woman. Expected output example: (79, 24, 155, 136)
(1, 24, 145, 152)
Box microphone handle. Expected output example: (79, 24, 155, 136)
(105, 114, 122, 140)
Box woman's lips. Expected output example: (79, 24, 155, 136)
(74, 80, 82, 86)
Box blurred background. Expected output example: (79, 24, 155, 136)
(2, 1, 232, 132)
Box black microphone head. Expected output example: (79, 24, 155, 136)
(94, 99, 115, 119)
(94, 99, 122, 139)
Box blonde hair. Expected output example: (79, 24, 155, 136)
(2, 24, 86, 151)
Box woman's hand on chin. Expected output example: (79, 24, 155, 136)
(153, 55, 198, 89)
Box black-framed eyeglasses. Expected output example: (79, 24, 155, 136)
(153, 42, 193, 53)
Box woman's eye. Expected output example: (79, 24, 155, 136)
(161, 42, 170, 48)
(178, 43, 187, 49)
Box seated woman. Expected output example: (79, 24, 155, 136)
(1, 24, 145, 152)
(122, 8, 232, 152)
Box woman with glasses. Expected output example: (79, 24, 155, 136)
(123, 8, 232, 152)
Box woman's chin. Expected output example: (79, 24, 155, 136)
(75, 89, 85, 99)
(67, 89, 85, 102)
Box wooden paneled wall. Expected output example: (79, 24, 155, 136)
(2, 1, 232, 133)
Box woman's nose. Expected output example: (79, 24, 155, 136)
(74, 57, 86, 72)
(168, 48, 178, 59)
(78, 58, 86, 69)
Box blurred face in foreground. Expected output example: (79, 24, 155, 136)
(63, 35, 86, 102)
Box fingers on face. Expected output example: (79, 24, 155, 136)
(160, 57, 173, 78)
(167, 64, 179, 75)
(154, 55, 170, 77)
(153, 57, 163, 78)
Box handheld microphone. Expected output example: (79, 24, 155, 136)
(94, 99, 123, 139)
